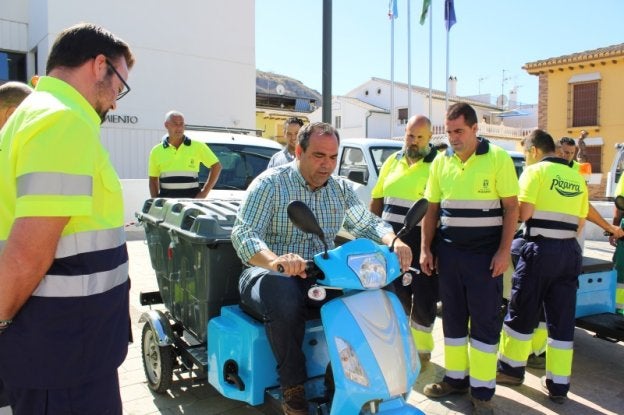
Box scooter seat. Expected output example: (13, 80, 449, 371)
(239, 300, 324, 323)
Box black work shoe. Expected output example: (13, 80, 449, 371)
(496, 371, 524, 386)
(423, 381, 469, 398)
(471, 397, 494, 415)
(419, 352, 431, 366)
(282, 384, 309, 415)
(540, 376, 567, 404)
(527, 353, 546, 369)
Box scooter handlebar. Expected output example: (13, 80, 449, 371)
(276, 261, 325, 280)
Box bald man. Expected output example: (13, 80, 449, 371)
(370, 115, 439, 366)
(0, 81, 33, 129)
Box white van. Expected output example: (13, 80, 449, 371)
(335, 138, 525, 207)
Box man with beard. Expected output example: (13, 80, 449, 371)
(370, 115, 438, 366)
(0, 23, 134, 414)
(267, 117, 305, 168)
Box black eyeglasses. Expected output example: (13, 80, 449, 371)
(106, 59, 131, 100)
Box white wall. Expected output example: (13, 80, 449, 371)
(0, 0, 28, 52)
(4, 0, 256, 179)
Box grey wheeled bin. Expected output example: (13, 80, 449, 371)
(136, 198, 243, 340)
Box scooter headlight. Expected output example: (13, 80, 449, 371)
(335, 337, 369, 387)
(347, 253, 387, 289)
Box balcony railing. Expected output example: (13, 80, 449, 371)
(429, 122, 533, 139)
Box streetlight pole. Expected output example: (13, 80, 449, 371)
(500, 69, 510, 109)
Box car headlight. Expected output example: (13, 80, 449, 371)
(335, 336, 369, 387)
(347, 253, 387, 289)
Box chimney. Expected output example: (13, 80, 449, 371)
(448, 76, 457, 96)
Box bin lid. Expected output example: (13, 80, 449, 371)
(159, 199, 241, 241)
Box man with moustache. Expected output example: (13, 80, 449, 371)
(370, 114, 439, 366)
(0, 23, 134, 414)
(232, 122, 413, 414)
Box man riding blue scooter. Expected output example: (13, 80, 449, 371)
(230, 122, 413, 414)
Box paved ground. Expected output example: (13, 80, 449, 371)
(2, 237, 624, 414)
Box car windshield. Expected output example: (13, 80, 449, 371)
(198, 143, 279, 190)
(369, 146, 401, 175)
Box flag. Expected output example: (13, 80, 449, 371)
(445, 0, 457, 31)
(388, 0, 398, 19)
(420, 0, 431, 25)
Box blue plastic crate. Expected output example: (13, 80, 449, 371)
(575, 269, 616, 318)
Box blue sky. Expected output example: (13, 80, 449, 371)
(256, 0, 624, 105)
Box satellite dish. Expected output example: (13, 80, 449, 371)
(276, 84, 285, 95)
(496, 94, 508, 107)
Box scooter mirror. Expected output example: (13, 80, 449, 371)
(287, 201, 324, 238)
(287, 200, 329, 258)
(395, 199, 429, 239)
(615, 195, 624, 211)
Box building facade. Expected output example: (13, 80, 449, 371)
(1, 0, 256, 179)
(310, 77, 535, 150)
(524, 44, 624, 198)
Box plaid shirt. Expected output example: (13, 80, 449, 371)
(232, 163, 393, 264)
(266, 147, 295, 168)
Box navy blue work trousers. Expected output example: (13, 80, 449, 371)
(388, 228, 439, 328)
(499, 238, 581, 396)
(437, 242, 503, 400)
(5, 370, 121, 415)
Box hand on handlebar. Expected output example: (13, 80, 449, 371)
(392, 238, 413, 272)
(272, 253, 307, 278)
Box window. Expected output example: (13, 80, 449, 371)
(567, 73, 600, 128)
(571, 82, 599, 127)
(0, 51, 27, 83)
(338, 147, 368, 184)
(397, 108, 408, 124)
(198, 143, 279, 190)
(335, 115, 342, 129)
(584, 145, 602, 174)
(369, 146, 401, 175)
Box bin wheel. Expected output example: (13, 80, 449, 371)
(141, 322, 174, 393)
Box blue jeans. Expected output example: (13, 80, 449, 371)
(239, 267, 337, 388)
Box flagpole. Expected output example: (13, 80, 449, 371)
(407, 0, 411, 118)
(445, 28, 450, 110)
(428, 1, 432, 118)
(444, 0, 456, 111)
(390, 15, 395, 139)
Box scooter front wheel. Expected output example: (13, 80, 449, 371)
(141, 321, 174, 393)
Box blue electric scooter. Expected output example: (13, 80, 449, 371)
(207, 199, 428, 414)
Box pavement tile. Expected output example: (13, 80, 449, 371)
(117, 236, 624, 414)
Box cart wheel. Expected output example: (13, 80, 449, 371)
(141, 321, 174, 393)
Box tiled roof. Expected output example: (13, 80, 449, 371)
(523, 43, 624, 71)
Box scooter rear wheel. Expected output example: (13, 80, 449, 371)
(141, 321, 174, 393)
